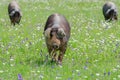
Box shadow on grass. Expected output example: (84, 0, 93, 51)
(25, 55, 58, 67)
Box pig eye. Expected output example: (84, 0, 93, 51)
(50, 32, 53, 37)
(57, 32, 65, 39)
(50, 31, 57, 38)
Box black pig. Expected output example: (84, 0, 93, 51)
(103, 2, 118, 21)
(8, 1, 22, 25)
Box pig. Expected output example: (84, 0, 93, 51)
(8, 1, 22, 25)
(44, 13, 71, 65)
(102, 2, 118, 21)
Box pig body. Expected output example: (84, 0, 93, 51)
(8, 1, 22, 25)
(44, 13, 70, 64)
(102, 2, 118, 21)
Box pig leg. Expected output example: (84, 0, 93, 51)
(10, 17, 15, 26)
(17, 16, 21, 24)
(48, 47, 57, 62)
(52, 52, 58, 62)
(58, 45, 67, 65)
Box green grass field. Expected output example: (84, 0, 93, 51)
(0, 0, 120, 80)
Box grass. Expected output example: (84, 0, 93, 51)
(0, 0, 120, 80)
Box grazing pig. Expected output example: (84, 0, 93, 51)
(102, 2, 118, 21)
(44, 13, 70, 65)
(8, 1, 22, 25)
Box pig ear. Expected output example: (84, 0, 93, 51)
(106, 9, 114, 15)
(58, 28, 66, 38)
(9, 11, 15, 16)
(44, 28, 52, 38)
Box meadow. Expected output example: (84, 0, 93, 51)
(0, 0, 120, 80)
